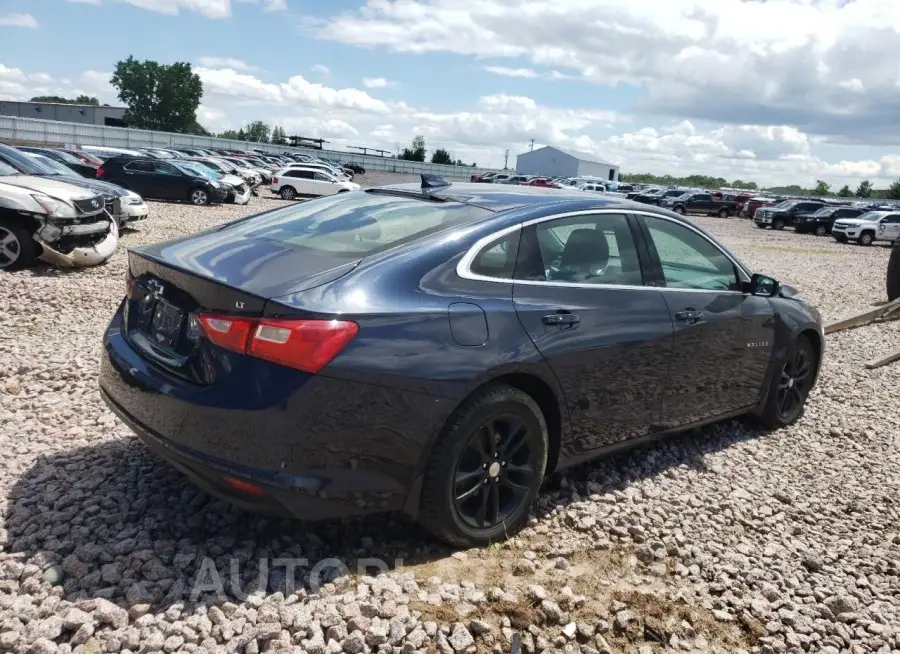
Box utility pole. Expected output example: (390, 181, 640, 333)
(504, 149, 510, 170)
(529, 139, 534, 152)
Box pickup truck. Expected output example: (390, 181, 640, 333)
(663, 192, 740, 217)
(754, 200, 826, 230)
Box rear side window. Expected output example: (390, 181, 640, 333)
(469, 232, 520, 279)
(225, 192, 493, 257)
(125, 160, 154, 172)
(516, 213, 643, 286)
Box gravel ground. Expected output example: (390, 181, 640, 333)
(1, 180, 898, 654)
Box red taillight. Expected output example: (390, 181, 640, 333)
(198, 314, 256, 353)
(96, 166, 105, 178)
(197, 314, 358, 373)
(223, 476, 267, 496)
(272, 176, 278, 184)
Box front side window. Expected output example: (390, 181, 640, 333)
(643, 216, 740, 292)
(515, 213, 643, 286)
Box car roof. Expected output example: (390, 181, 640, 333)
(373, 181, 680, 213)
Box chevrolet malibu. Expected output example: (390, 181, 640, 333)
(100, 177, 824, 547)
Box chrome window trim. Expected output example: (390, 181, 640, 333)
(456, 208, 751, 294)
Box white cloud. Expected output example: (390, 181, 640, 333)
(67, 0, 230, 18)
(482, 66, 572, 80)
(362, 77, 396, 89)
(197, 57, 256, 71)
(303, 0, 900, 142)
(0, 13, 39, 28)
(195, 67, 391, 113)
(197, 104, 229, 132)
(237, 0, 287, 11)
(311, 64, 330, 76)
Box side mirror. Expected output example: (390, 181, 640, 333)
(746, 273, 780, 297)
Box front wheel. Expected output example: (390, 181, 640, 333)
(859, 231, 874, 246)
(419, 385, 548, 547)
(814, 225, 828, 236)
(674, 206, 686, 215)
(773, 218, 785, 230)
(834, 234, 847, 243)
(755, 335, 816, 429)
(0, 220, 37, 271)
(718, 208, 729, 218)
(189, 188, 209, 205)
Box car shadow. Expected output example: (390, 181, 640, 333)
(4, 417, 768, 612)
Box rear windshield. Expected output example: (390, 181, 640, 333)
(224, 191, 493, 257)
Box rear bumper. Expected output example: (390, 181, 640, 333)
(99, 307, 454, 519)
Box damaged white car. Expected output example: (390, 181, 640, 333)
(174, 160, 252, 205)
(0, 172, 118, 270)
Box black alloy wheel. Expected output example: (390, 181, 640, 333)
(453, 416, 536, 530)
(419, 385, 548, 547)
(775, 344, 814, 422)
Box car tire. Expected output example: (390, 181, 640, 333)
(755, 223, 766, 229)
(834, 234, 847, 243)
(279, 186, 297, 201)
(773, 218, 785, 230)
(189, 188, 209, 205)
(718, 208, 729, 218)
(887, 241, 900, 301)
(674, 206, 686, 215)
(419, 384, 548, 548)
(814, 225, 828, 236)
(754, 335, 817, 429)
(859, 231, 874, 246)
(0, 219, 38, 271)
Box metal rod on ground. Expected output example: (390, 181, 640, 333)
(823, 297, 900, 334)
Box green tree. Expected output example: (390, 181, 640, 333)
(218, 129, 241, 140)
(812, 180, 830, 196)
(888, 180, 900, 200)
(271, 126, 287, 145)
(837, 184, 852, 197)
(245, 120, 270, 143)
(30, 95, 99, 105)
(400, 135, 426, 162)
(855, 180, 873, 198)
(431, 148, 453, 165)
(110, 56, 203, 133)
(237, 128, 246, 141)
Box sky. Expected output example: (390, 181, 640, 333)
(2, 0, 900, 187)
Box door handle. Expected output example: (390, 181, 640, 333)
(675, 309, 703, 323)
(542, 312, 581, 326)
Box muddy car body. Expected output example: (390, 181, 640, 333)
(0, 174, 118, 269)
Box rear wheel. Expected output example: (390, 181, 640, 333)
(189, 188, 209, 205)
(419, 385, 548, 547)
(859, 231, 874, 246)
(755, 335, 816, 429)
(718, 208, 730, 218)
(814, 225, 828, 236)
(0, 220, 37, 271)
(279, 186, 297, 201)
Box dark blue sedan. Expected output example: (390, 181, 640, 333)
(100, 176, 824, 546)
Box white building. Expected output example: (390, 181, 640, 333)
(515, 145, 619, 181)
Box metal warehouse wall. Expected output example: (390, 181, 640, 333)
(0, 102, 126, 126)
(515, 149, 579, 177)
(0, 116, 500, 180)
(576, 161, 619, 181)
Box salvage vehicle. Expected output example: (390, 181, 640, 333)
(636, 188, 689, 206)
(186, 157, 262, 189)
(793, 206, 865, 236)
(270, 167, 360, 199)
(754, 199, 826, 230)
(19, 152, 149, 228)
(100, 176, 823, 547)
(16, 146, 99, 178)
(743, 196, 779, 218)
(471, 172, 498, 183)
(281, 162, 353, 182)
(832, 210, 900, 246)
(97, 157, 228, 205)
(343, 162, 366, 175)
(0, 166, 117, 269)
(174, 160, 251, 205)
(665, 192, 740, 217)
(221, 157, 273, 184)
(0, 145, 148, 228)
